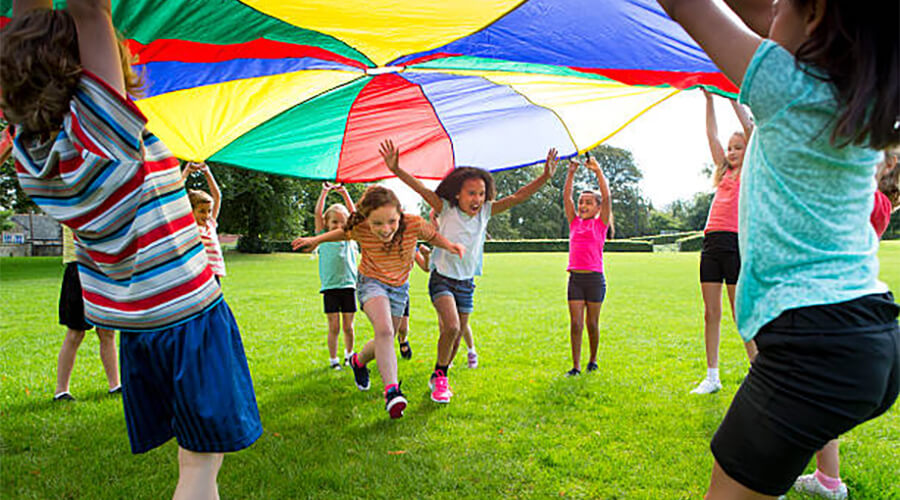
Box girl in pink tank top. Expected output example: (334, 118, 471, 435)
(562, 153, 612, 377)
(692, 90, 759, 395)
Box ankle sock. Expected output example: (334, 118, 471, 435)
(384, 383, 398, 395)
(434, 364, 449, 377)
(814, 469, 843, 490)
(707, 367, 720, 382)
(351, 354, 363, 368)
(468, 347, 476, 354)
(329, 357, 339, 365)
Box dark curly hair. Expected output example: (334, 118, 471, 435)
(0, 9, 143, 137)
(434, 167, 496, 208)
(345, 185, 406, 251)
(790, 0, 899, 150)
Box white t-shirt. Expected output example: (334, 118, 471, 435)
(429, 198, 492, 280)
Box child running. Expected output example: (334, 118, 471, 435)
(313, 181, 358, 370)
(562, 154, 612, 377)
(183, 161, 226, 282)
(384, 139, 557, 403)
(692, 89, 758, 394)
(0, 2, 262, 498)
(292, 184, 464, 418)
(658, 0, 899, 498)
(793, 148, 900, 500)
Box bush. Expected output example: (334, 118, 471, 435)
(483, 239, 651, 253)
(237, 236, 272, 254)
(676, 233, 705, 252)
(634, 231, 702, 245)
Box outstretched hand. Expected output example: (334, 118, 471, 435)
(379, 140, 400, 173)
(291, 236, 317, 252)
(543, 148, 558, 178)
(585, 156, 602, 174)
(448, 242, 466, 259)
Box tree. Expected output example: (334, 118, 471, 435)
(0, 121, 40, 214)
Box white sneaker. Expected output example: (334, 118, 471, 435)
(793, 474, 848, 500)
(690, 378, 722, 394)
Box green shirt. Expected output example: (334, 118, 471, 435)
(317, 233, 358, 291)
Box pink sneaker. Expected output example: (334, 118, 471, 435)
(467, 351, 478, 369)
(430, 375, 452, 403)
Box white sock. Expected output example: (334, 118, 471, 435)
(329, 357, 340, 365)
(468, 347, 477, 354)
(344, 350, 353, 360)
(707, 368, 720, 382)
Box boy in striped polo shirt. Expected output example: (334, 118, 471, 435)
(0, 1, 261, 497)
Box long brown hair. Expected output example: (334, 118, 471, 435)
(435, 167, 496, 207)
(345, 185, 407, 251)
(878, 152, 900, 209)
(790, 0, 899, 150)
(0, 9, 143, 136)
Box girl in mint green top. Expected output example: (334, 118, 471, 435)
(659, 0, 898, 497)
(313, 183, 358, 369)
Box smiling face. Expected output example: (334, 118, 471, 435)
(325, 211, 348, 232)
(367, 204, 402, 242)
(577, 192, 601, 219)
(726, 133, 747, 169)
(192, 202, 212, 227)
(456, 178, 486, 216)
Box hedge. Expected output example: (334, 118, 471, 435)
(634, 231, 702, 245)
(256, 238, 652, 253)
(676, 233, 705, 252)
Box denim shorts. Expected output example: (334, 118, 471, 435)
(428, 271, 475, 314)
(357, 275, 410, 317)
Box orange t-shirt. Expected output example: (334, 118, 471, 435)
(348, 214, 437, 287)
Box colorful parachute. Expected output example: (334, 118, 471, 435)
(1, 1, 735, 182)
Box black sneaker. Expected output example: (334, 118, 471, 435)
(53, 391, 75, 401)
(350, 354, 370, 391)
(565, 368, 581, 377)
(398, 340, 412, 360)
(586, 362, 599, 372)
(385, 384, 408, 419)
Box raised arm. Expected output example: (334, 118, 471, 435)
(198, 163, 221, 220)
(335, 184, 356, 213)
(13, 0, 52, 16)
(563, 160, 577, 224)
(67, 0, 126, 96)
(723, 0, 773, 37)
(291, 228, 347, 252)
(380, 140, 443, 213)
(587, 157, 612, 226)
(704, 89, 726, 167)
(314, 183, 331, 233)
(657, 0, 763, 87)
(731, 99, 754, 140)
(493, 148, 558, 215)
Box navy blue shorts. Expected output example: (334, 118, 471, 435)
(428, 271, 475, 314)
(119, 299, 262, 454)
(567, 271, 607, 303)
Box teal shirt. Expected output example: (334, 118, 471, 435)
(736, 40, 886, 341)
(317, 233, 358, 292)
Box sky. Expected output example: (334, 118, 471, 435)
(385, 90, 746, 213)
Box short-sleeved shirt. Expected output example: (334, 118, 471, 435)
(12, 71, 221, 331)
(871, 190, 892, 239)
(348, 214, 437, 287)
(705, 171, 740, 234)
(317, 230, 358, 291)
(567, 216, 608, 274)
(199, 219, 226, 277)
(735, 40, 886, 341)
(430, 199, 492, 280)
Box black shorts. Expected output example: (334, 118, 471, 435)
(322, 288, 357, 314)
(59, 262, 92, 331)
(699, 231, 740, 285)
(403, 299, 409, 318)
(711, 293, 900, 496)
(567, 272, 607, 303)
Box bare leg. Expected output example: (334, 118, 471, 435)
(726, 284, 758, 360)
(96, 328, 120, 390)
(358, 297, 399, 387)
(173, 447, 224, 500)
(816, 439, 841, 479)
(55, 328, 86, 395)
(396, 316, 409, 343)
(461, 321, 475, 351)
(433, 295, 461, 367)
(568, 301, 586, 371)
(326, 313, 340, 359)
(706, 460, 777, 500)
(701, 283, 724, 369)
(585, 302, 603, 365)
(341, 312, 355, 355)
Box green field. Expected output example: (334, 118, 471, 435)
(2, 244, 899, 499)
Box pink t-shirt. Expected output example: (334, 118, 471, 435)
(199, 219, 226, 277)
(567, 216, 608, 273)
(871, 190, 892, 239)
(705, 171, 740, 234)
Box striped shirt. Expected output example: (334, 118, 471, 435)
(199, 219, 226, 277)
(349, 214, 437, 287)
(13, 71, 222, 331)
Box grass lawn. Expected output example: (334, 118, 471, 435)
(1, 243, 898, 499)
